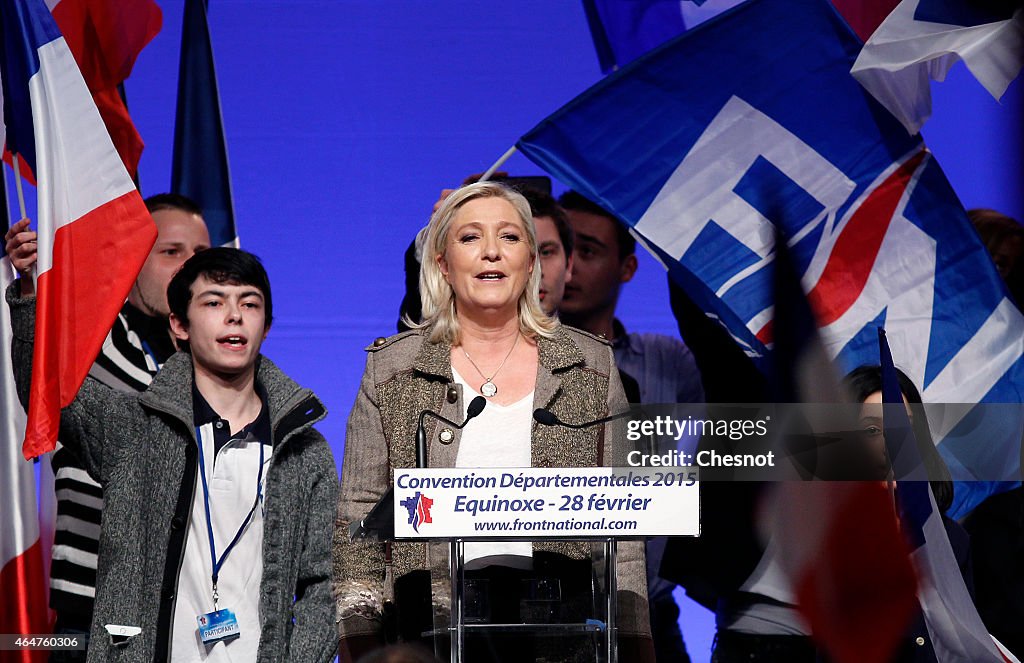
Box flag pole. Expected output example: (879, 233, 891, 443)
(10, 153, 27, 220)
(9, 155, 35, 286)
(1, 161, 10, 281)
(480, 146, 517, 182)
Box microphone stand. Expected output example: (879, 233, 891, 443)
(349, 396, 487, 541)
(532, 407, 631, 429)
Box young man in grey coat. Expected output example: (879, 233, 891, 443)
(7, 247, 338, 663)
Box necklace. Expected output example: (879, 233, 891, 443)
(461, 333, 520, 398)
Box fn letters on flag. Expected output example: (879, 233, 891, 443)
(518, 0, 1024, 505)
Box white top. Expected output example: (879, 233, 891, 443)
(727, 537, 809, 636)
(171, 422, 271, 662)
(452, 366, 534, 569)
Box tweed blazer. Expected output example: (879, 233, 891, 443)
(333, 325, 651, 644)
(7, 286, 338, 663)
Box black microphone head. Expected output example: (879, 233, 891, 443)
(533, 408, 559, 426)
(466, 395, 486, 419)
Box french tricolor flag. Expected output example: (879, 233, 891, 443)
(45, 0, 163, 180)
(880, 329, 1020, 663)
(0, 252, 47, 662)
(0, 0, 156, 459)
(761, 236, 918, 663)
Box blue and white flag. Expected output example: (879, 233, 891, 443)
(581, 0, 746, 73)
(518, 0, 1024, 513)
(880, 329, 1019, 663)
(852, 0, 1024, 134)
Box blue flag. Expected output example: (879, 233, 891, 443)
(878, 327, 929, 482)
(171, 0, 236, 247)
(581, 0, 746, 73)
(0, 0, 63, 176)
(518, 0, 1024, 514)
(879, 327, 1013, 662)
(878, 327, 931, 542)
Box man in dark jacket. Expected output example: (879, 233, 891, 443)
(8, 247, 337, 663)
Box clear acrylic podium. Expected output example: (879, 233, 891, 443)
(354, 465, 699, 663)
(426, 537, 619, 663)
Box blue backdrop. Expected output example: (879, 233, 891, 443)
(25, 2, 1024, 659)
(124, 1, 1024, 453)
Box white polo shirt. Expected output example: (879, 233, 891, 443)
(170, 390, 272, 662)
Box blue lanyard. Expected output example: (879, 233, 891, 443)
(139, 339, 160, 372)
(195, 424, 266, 608)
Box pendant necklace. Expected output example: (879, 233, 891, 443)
(462, 333, 520, 398)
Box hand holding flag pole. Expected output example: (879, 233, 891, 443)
(2, 218, 36, 297)
(0, 0, 156, 458)
(7, 156, 35, 291)
(0, 153, 48, 663)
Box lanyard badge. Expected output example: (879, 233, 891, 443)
(193, 424, 266, 644)
(197, 608, 240, 645)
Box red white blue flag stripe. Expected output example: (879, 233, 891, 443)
(880, 329, 1017, 663)
(762, 241, 917, 663)
(0, 0, 156, 458)
(0, 226, 48, 661)
(44, 0, 163, 179)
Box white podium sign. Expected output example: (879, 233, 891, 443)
(392, 466, 699, 539)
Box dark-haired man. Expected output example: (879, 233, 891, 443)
(520, 188, 574, 316)
(557, 190, 703, 405)
(6, 248, 338, 662)
(5, 193, 210, 659)
(558, 190, 703, 663)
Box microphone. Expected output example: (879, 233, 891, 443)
(416, 395, 487, 467)
(533, 407, 630, 430)
(350, 395, 487, 542)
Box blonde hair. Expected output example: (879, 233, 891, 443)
(409, 181, 558, 344)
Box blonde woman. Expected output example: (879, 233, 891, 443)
(333, 182, 653, 662)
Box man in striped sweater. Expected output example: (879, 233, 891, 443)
(46, 193, 210, 659)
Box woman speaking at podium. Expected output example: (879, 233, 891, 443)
(333, 182, 653, 662)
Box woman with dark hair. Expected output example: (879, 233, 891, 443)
(702, 365, 969, 663)
(843, 365, 974, 663)
(843, 365, 954, 513)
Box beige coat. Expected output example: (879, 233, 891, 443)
(332, 325, 652, 648)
